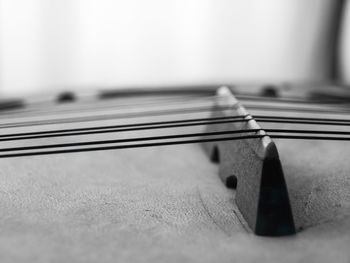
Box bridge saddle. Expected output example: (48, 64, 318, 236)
(202, 86, 296, 236)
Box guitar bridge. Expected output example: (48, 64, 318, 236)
(202, 86, 296, 236)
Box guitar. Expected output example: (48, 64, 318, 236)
(0, 84, 349, 262)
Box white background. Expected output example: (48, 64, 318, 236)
(0, 0, 348, 96)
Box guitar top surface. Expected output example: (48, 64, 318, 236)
(0, 88, 349, 262)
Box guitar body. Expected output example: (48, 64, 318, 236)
(0, 86, 349, 262)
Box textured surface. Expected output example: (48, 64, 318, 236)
(0, 144, 350, 263)
(0, 144, 349, 263)
(0, 95, 349, 262)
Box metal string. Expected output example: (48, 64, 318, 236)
(0, 94, 220, 119)
(0, 132, 349, 159)
(0, 116, 248, 142)
(236, 94, 350, 104)
(245, 104, 350, 114)
(1, 113, 350, 142)
(0, 127, 349, 153)
(0, 93, 349, 158)
(2, 103, 350, 130)
(0, 105, 235, 129)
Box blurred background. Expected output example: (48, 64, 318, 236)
(0, 0, 349, 96)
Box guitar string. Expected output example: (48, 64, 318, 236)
(0, 94, 221, 119)
(0, 88, 349, 159)
(236, 94, 350, 105)
(0, 133, 349, 159)
(0, 116, 248, 141)
(245, 104, 350, 114)
(0, 94, 349, 158)
(0, 89, 350, 128)
(0, 111, 349, 156)
(2, 92, 350, 121)
(0, 115, 350, 142)
(4, 89, 345, 119)
(254, 115, 350, 122)
(2, 101, 350, 130)
(255, 116, 350, 125)
(0, 129, 262, 152)
(4, 96, 348, 122)
(0, 105, 236, 129)
(1, 128, 350, 154)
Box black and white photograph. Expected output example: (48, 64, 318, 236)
(0, 0, 349, 262)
